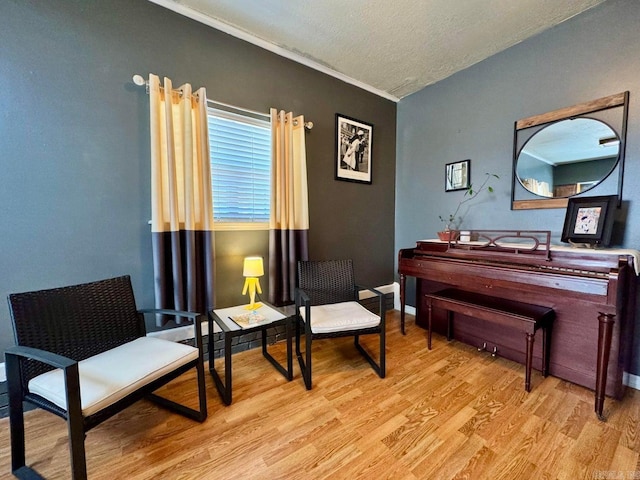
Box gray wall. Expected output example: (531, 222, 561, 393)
(0, 0, 397, 356)
(396, 0, 640, 372)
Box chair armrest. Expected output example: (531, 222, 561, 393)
(294, 288, 311, 306)
(294, 288, 312, 333)
(5, 345, 76, 370)
(5, 345, 82, 418)
(356, 284, 383, 298)
(355, 285, 386, 324)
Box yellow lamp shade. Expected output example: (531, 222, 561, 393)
(243, 256, 264, 277)
(242, 256, 264, 310)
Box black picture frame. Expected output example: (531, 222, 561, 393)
(561, 195, 617, 246)
(335, 114, 373, 184)
(445, 159, 470, 192)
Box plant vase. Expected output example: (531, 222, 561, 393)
(437, 230, 459, 242)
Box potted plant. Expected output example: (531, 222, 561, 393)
(438, 172, 499, 241)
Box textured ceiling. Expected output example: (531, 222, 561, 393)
(152, 0, 605, 101)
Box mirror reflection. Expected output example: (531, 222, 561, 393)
(516, 118, 619, 198)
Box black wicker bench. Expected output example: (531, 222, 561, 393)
(5, 276, 207, 480)
(425, 288, 554, 392)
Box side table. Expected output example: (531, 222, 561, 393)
(208, 302, 294, 405)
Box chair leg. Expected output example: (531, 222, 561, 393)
(147, 360, 208, 422)
(295, 316, 312, 390)
(380, 320, 386, 378)
(8, 407, 26, 476)
(6, 354, 26, 475)
(304, 327, 313, 390)
(196, 355, 208, 420)
(295, 315, 302, 358)
(148, 316, 208, 421)
(7, 353, 87, 479)
(65, 363, 88, 480)
(68, 416, 88, 480)
(194, 318, 208, 421)
(354, 331, 385, 379)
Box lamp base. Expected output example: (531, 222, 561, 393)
(244, 302, 263, 310)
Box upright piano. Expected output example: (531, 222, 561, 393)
(398, 233, 638, 419)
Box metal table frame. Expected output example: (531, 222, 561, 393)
(208, 303, 293, 405)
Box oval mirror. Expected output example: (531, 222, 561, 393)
(516, 118, 620, 198)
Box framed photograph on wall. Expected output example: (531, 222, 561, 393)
(335, 114, 373, 184)
(445, 160, 470, 192)
(561, 195, 617, 246)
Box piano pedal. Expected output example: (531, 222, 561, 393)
(478, 342, 487, 352)
(491, 346, 498, 358)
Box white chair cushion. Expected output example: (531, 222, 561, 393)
(28, 337, 198, 417)
(300, 301, 380, 334)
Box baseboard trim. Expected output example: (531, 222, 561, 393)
(624, 372, 640, 390)
(403, 305, 416, 316)
(392, 281, 416, 315)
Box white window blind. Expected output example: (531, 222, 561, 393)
(208, 107, 271, 224)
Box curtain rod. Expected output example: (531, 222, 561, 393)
(133, 73, 195, 97)
(132, 74, 313, 129)
(207, 99, 269, 119)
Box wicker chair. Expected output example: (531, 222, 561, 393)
(295, 259, 386, 390)
(5, 275, 207, 480)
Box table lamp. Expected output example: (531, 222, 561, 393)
(242, 256, 264, 310)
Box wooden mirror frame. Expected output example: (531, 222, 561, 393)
(511, 92, 629, 210)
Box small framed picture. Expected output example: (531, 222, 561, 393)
(335, 114, 373, 184)
(561, 195, 617, 246)
(445, 160, 470, 191)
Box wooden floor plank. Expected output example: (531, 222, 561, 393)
(2, 310, 640, 479)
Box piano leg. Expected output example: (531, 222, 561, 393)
(525, 332, 534, 393)
(399, 274, 406, 335)
(427, 301, 433, 350)
(595, 312, 615, 421)
(542, 325, 550, 378)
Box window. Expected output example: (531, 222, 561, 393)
(208, 105, 271, 230)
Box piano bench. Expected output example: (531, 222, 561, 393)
(425, 288, 554, 392)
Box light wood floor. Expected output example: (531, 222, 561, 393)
(2, 311, 640, 479)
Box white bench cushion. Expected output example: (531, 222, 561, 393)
(28, 337, 198, 417)
(300, 301, 380, 334)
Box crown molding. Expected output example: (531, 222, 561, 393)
(148, 0, 399, 102)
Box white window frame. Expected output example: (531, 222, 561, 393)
(207, 105, 271, 231)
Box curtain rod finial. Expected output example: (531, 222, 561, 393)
(132, 74, 145, 86)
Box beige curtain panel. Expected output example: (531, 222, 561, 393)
(269, 108, 309, 305)
(148, 74, 215, 324)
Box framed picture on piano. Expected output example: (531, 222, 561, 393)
(561, 195, 617, 246)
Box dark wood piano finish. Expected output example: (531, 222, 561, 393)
(399, 240, 637, 420)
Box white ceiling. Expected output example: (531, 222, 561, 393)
(151, 0, 606, 101)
